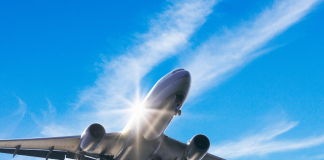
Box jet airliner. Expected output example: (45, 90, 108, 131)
(0, 69, 225, 160)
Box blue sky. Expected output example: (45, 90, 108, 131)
(0, 0, 323, 159)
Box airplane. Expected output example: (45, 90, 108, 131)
(0, 68, 225, 160)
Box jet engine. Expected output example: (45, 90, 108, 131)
(185, 134, 210, 160)
(79, 123, 106, 152)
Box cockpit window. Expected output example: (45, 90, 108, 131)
(172, 68, 184, 74)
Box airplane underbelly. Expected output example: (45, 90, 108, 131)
(141, 96, 175, 140)
(115, 134, 161, 160)
(141, 77, 190, 140)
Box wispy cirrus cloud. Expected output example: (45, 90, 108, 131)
(181, 0, 323, 158)
(15, 97, 27, 120)
(41, 124, 78, 137)
(36, 99, 79, 137)
(70, 0, 218, 132)
(77, 0, 217, 108)
(184, 0, 320, 97)
(210, 121, 324, 159)
(0, 97, 27, 138)
(37, 0, 218, 136)
(308, 154, 324, 160)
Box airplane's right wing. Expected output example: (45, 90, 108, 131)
(202, 153, 226, 160)
(152, 134, 225, 160)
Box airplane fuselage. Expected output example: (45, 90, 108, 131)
(117, 69, 191, 160)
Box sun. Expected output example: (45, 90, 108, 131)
(132, 102, 146, 118)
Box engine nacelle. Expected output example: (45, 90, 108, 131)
(186, 134, 210, 160)
(79, 123, 106, 152)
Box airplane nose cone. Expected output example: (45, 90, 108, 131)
(171, 68, 191, 83)
(177, 69, 190, 79)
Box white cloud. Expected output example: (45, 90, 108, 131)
(30, 98, 79, 137)
(41, 124, 78, 137)
(210, 121, 324, 159)
(184, 0, 320, 97)
(0, 97, 27, 138)
(15, 97, 27, 121)
(46, 98, 56, 113)
(181, 0, 323, 157)
(309, 154, 324, 160)
(68, 0, 218, 133)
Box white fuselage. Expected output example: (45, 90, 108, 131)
(116, 69, 191, 160)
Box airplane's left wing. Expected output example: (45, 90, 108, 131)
(0, 132, 124, 160)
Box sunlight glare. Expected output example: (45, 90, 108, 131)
(132, 102, 145, 119)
